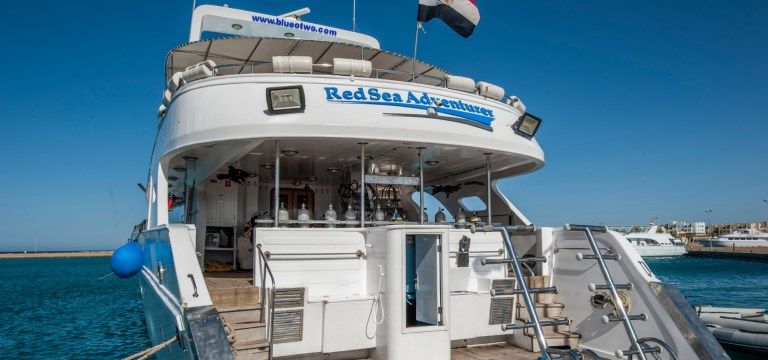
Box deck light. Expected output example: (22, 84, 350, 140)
(267, 86, 305, 114)
(425, 160, 440, 166)
(282, 149, 299, 157)
(514, 113, 542, 138)
(231, 23, 243, 30)
(326, 167, 340, 173)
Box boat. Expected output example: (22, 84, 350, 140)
(707, 229, 768, 247)
(697, 306, 768, 354)
(121, 4, 730, 359)
(624, 226, 688, 257)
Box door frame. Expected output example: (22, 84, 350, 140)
(401, 230, 448, 334)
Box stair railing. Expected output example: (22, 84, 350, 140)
(255, 243, 276, 360)
(566, 224, 677, 360)
(478, 225, 563, 360)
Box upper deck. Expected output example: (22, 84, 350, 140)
(158, 35, 543, 168)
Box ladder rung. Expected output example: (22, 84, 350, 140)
(491, 286, 557, 296)
(615, 345, 660, 358)
(576, 252, 621, 261)
(482, 258, 510, 265)
(514, 286, 557, 294)
(588, 282, 633, 291)
(601, 313, 647, 324)
(564, 224, 608, 233)
(520, 256, 547, 263)
(501, 318, 570, 331)
(481, 256, 546, 266)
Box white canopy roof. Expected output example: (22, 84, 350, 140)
(165, 37, 451, 87)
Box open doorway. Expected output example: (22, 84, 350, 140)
(404, 234, 443, 327)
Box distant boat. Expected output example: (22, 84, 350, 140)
(624, 226, 688, 257)
(707, 229, 768, 247)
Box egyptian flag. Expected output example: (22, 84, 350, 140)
(417, 0, 480, 38)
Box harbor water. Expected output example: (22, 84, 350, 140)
(0, 255, 765, 358)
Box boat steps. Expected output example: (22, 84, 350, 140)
(521, 317, 571, 335)
(518, 332, 582, 353)
(516, 303, 565, 321)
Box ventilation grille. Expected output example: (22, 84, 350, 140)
(273, 309, 303, 343)
(273, 287, 304, 308)
(491, 279, 516, 294)
(489, 297, 514, 325)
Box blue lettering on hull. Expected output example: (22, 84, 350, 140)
(323, 86, 495, 126)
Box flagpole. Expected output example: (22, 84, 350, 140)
(412, 21, 422, 82)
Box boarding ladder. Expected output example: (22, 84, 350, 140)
(479, 225, 586, 360)
(565, 224, 679, 360)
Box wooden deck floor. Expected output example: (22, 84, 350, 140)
(451, 344, 539, 360)
(203, 271, 254, 290)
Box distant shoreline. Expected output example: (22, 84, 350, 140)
(0, 251, 113, 259)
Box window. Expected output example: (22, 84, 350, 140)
(458, 196, 486, 212)
(410, 191, 454, 222)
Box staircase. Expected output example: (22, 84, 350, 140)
(511, 275, 581, 352)
(208, 282, 270, 360)
(480, 225, 583, 360)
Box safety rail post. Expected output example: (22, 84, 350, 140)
(255, 243, 276, 360)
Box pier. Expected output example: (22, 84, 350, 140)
(685, 243, 768, 262)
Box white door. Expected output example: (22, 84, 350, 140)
(415, 235, 440, 325)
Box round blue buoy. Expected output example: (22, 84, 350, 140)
(111, 242, 144, 278)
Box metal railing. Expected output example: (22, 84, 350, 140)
(255, 243, 276, 360)
(566, 224, 678, 360)
(210, 62, 449, 87)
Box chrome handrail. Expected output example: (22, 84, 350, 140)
(255, 243, 276, 360)
(497, 227, 551, 359)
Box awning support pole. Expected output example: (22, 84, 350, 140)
(274, 140, 280, 228)
(419, 147, 425, 224)
(360, 142, 367, 228)
(485, 153, 492, 226)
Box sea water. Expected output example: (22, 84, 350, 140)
(644, 256, 768, 309)
(0, 255, 766, 359)
(0, 257, 149, 359)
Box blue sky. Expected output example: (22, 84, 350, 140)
(0, 1, 766, 251)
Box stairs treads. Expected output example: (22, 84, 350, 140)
(233, 339, 270, 351)
(217, 304, 262, 313)
(232, 321, 265, 330)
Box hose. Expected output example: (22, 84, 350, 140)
(366, 265, 385, 339)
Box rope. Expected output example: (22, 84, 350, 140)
(122, 335, 179, 360)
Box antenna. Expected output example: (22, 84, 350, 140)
(352, 0, 357, 31)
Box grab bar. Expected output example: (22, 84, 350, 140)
(186, 274, 198, 297)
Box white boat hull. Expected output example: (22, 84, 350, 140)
(709, 239, 768, 247)
(632, 245, 688, 257)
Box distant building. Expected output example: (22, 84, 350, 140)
(692, 222, 705, 235)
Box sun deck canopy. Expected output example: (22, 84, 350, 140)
(165, 37, 451, 87)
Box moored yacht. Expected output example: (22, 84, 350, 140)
(123, 4, 729, 360)
(624, 226, 687, 257)
(709, 229, 768, 247)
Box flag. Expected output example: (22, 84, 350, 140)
(417, 0, 480, 38)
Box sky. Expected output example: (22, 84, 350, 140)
(0, 0, 766, 251)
